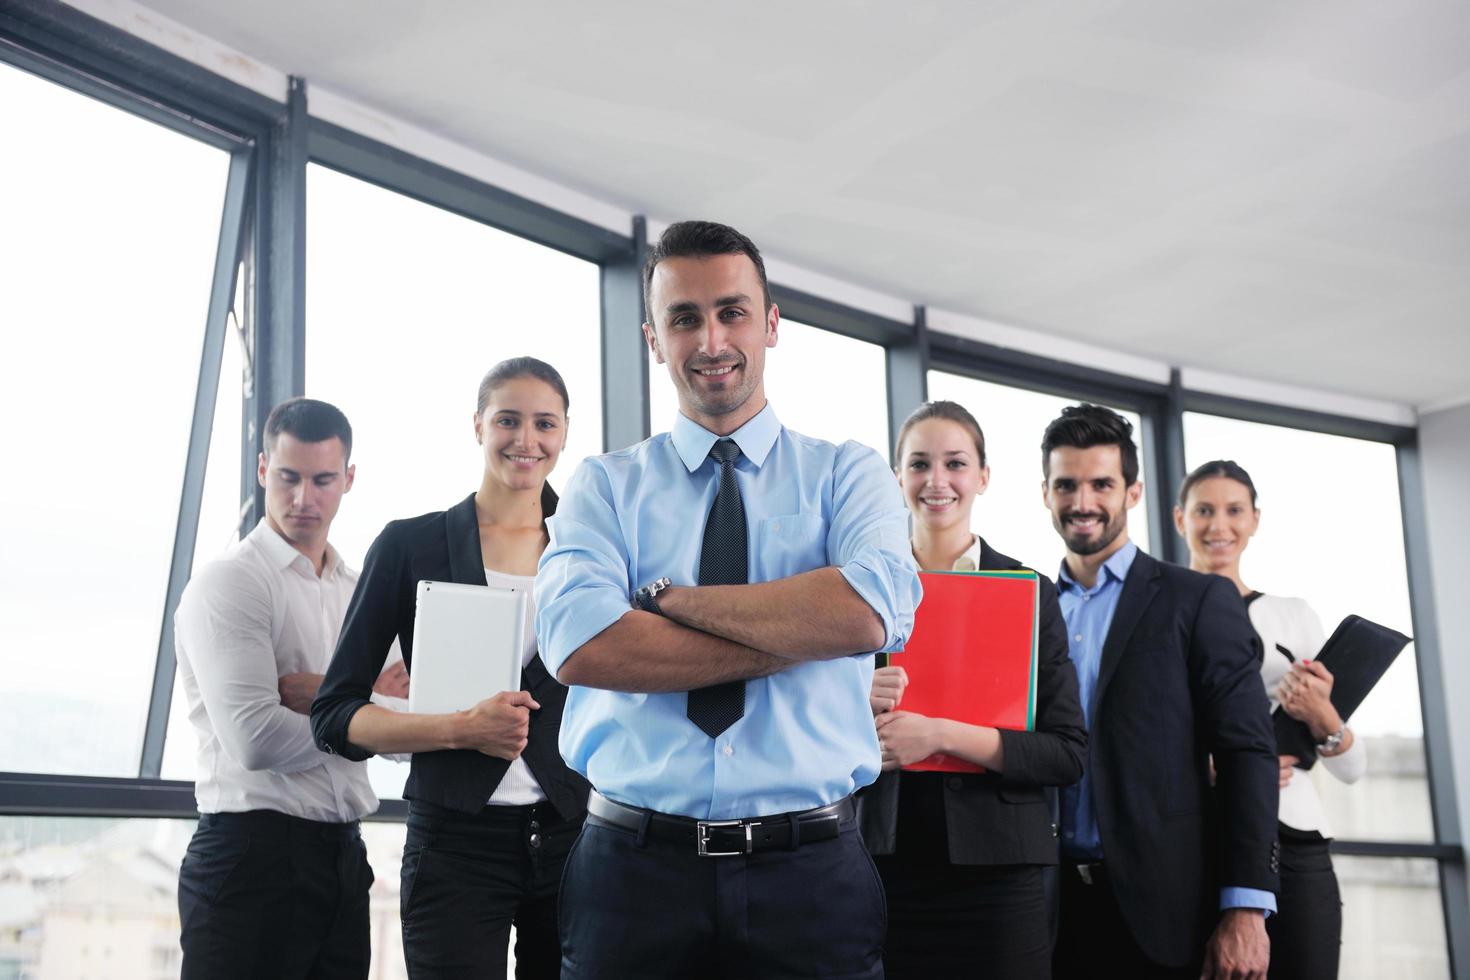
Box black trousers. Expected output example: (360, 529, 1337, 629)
(400, 799, 577, 979)
(874, 857, 1050, 979)
(1053, 862, 1196, 980)
(1266, 834, 1341, 980)
(178, 810, 373, 980)
(559, 815, 886, 979)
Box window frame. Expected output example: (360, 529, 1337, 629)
(0, 6, 1462, 972)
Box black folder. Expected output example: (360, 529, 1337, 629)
(1272, 614, 1411, 768)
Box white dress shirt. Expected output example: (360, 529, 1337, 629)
(174, 518, 404, 822)
(483, 567, 548, 806)
(1250, 593, 1366, 837)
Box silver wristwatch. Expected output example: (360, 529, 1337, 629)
(1317, 725, 1346, 754)
(634, 576, 673, 615)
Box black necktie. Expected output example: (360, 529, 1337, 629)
(687, 438, 748, 738)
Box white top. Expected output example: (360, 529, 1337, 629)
(175, 519, 406, 822)
(483, 567, 547, 806)
(1249, 593, 1367, 837)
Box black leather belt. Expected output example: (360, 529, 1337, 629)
(586, 791, 854, 857)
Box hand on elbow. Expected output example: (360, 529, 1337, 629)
(454, 690, 541, 760)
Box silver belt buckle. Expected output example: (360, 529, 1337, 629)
(697, 819, 755, 857)
(1077, 863, 1095, 885)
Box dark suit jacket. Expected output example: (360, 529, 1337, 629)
(310, 490, 589, 819)
(1083, 549, 1279, 968)
(859, 539, 1087, 866)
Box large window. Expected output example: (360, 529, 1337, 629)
(303, 163, 604, 570)
(925, 371, 1153, 577)
(0, 61, 230, 777)
(1182, 413, 1433, 843)
(648, 318, 890, 459)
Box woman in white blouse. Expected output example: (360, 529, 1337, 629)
(1176, 459, 1364, 980)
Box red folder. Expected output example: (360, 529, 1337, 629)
(892, 569, 1040, 773)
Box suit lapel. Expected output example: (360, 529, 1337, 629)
(977, 538, 1017, 571)
(444, 493, 487, 587)
(1095, 550, 1161, 704)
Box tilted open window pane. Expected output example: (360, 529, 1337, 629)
(648, 318, 890, 460)
(925, 371, 1153, 577)
(161, 310, 246, 783)
(0, 62, 229, 777)
(1182, 412, 1434, 843)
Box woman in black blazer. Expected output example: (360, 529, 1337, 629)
(861, 400, 1086, 980)
(311, 356, 589, 980)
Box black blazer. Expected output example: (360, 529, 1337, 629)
(858, 539, 1087, 866)
(311, 491, 589, 819)
(1086, 550, 1279, 969)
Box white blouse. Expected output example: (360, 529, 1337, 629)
(483, 566, 548, 806)
(1248, 593, 1366, 836)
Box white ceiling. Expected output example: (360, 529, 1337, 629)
(129, 0, 1470, 411)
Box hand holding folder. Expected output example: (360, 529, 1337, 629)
(1273, 614, 1410, 767)
(890, 569, 1041, 773)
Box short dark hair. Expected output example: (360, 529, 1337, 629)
(1040, 403, 1139, 485)
(263, 397, 352, 460)
(895, 400, 987, 467)
(642, 220, 772, 321)
(475, 356, 570, 417)
(1179, 459, 1258, 509)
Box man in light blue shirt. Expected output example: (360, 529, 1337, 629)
(537, 220, 920, 980)
(1041, 405, 1278, 980)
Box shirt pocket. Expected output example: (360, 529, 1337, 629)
(756, 514, 827, 580)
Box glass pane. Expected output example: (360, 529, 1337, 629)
(649, 318, 890, 457)
(304, 164, 603, 571)
(1182, 412, 1433, 842)
(0, 816, 412, 979)
(0, 63, 229, 777)
(924, 371, 1153, 577)
(1335, 855, 1449, 979)
(161, 318, 246, 783)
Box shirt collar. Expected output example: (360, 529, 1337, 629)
(249, 517, 341, 577)
(670, 401, 781, 473)
(1058, 538, 1139, 592)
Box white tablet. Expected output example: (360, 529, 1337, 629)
(408, 580, 527, 715)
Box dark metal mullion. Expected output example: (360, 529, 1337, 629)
(138, 148, 254, 779)
(1396, 437, 1470, 978)
(242, 76, 309, 529)
(772, 284, 913, 348)
(0, 35, 246, 152)
(1148, 368, 1188, 565)
(883, 305, 929, 466)
(600, 216, 648, 452)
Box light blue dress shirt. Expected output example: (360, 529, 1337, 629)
(1057, 539, 1274, 914)
(535, 403, 921, 820)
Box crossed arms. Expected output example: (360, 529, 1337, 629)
(538, 447, 918, 693)
(557, 568, 887, 692)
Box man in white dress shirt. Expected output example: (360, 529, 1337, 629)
(173, 398, 406, 980)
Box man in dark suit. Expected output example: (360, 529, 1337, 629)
(1042, 404, 1278, 979)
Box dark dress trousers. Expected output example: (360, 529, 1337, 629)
(860, 539, 1086, 978)
(311, 490, 589, 979)
(1054, 551, 1280, 974)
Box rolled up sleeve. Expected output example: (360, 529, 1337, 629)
(535, 458, 637, 681)
(827, 442, 922, 653)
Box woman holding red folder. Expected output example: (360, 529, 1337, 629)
(860, 400, 1087, 979)
(1177, 460, 1363, 980)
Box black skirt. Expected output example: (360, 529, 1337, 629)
(873, 773, 1050, 979)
